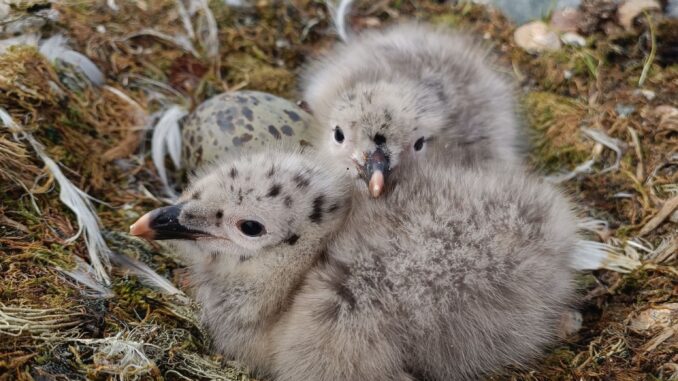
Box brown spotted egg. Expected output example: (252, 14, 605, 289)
(182, 91, 317, 171)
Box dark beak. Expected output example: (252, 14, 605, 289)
(130, 204, 212, 241)
(364, 147, 390, 198)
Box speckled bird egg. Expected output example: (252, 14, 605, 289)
(181, 91, 316, 171)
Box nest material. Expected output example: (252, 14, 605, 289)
(0, 1, 676, 380)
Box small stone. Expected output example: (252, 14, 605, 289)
(550, 7, 581, 33)
(514, 21, 562, 53)
(618, 0, 661, 30)
(615, 104, 635, 118)
(561, 32, 587, 47)
(633, 89, 656, 100)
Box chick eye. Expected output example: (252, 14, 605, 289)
(414, 137, 425, 151)
(333, 126, 345, 143)
(237, 220, 266, 237)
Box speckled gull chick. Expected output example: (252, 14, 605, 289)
(303, 22, 522, 197)
(130, 146, 582, 380)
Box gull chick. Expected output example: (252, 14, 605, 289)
(303, 23, 522, 197)
(131, 149, 577, 380)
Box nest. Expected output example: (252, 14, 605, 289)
(0, 1, 676, 380)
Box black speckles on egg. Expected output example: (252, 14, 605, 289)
(235, 95, 248, 104)
(281, 125, 294, 136)
(245, 124, 254, 131)
(267, 183, 282, 198)
(242, 107, 254, 122)
(268, 125, 281, 140)
(309, 195, 325, 223)
(216, 107, 237, 134)
(283, 110, 301, 122)
(240, 133, 253, 143)
(232, 136, 243, 146)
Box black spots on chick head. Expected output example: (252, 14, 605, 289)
(284, 195, 293, 208)
(284, 233, 300, 246)
(293, 172, 310, 189)
(267, 183, 282, 198)
(229, 167, 238, 179)
(192, 191, 201, 200)
(309, 195, 325, 224)
(266, 165, 276, 178)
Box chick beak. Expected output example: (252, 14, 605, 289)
(130, 205, 211, 241)
(365, 147, 390, 198)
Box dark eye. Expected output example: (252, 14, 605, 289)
(414, 137, 425, 151)
(334, 126, 345, 143)
(237, 220, 266, 237)
(373, 133, 386, 145)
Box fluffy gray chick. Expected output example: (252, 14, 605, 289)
(130, 149, 577, 380)
(303, 22, 522, 197)
(130, 148, 353, 375)
(272, 156, 578, 381)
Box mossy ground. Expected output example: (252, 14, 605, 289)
(0, 1, 676, 380)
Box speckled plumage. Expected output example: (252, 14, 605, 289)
(139, 147, 578, 381)
(303, 23, 523, 190)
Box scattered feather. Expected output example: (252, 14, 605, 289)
(175, 0, 196, 39)
(572, 240, 641, 273)
(578, 218, 609, 233)
(122, 29, 199, 57)
(60, 258, 115, 299)
(195, 0, 219, 60)
(110, 252, 189, 303)
(546, 158, 595, 183)
(39, 34, 105, 86)
(582, 127, 625, 174)
(1, 108, 112, 285)
(151, 105, 188, 199)
(327, 0, 353, 42)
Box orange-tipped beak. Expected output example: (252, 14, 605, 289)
(368, 170, 385, 198)
(365, 147, 389, 198)
(130, 212, 154, 240)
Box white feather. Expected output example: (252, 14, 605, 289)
(1, 108, 112, 285)
(577, 218, 609, 234)
(110, 251, 189, 303)
(545, 158, 595, 183)
(195, 0, 219, 59)
(151, 105, 188, 199)
(175, 0, 196, 39)
(123, 29, 199, 57)
(581, 127, 625, 174)
(572, 240, 641, 273)
(60, 257, 115, 299)
(327, 0, 354, 42)
(39, 34, 105, 86)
